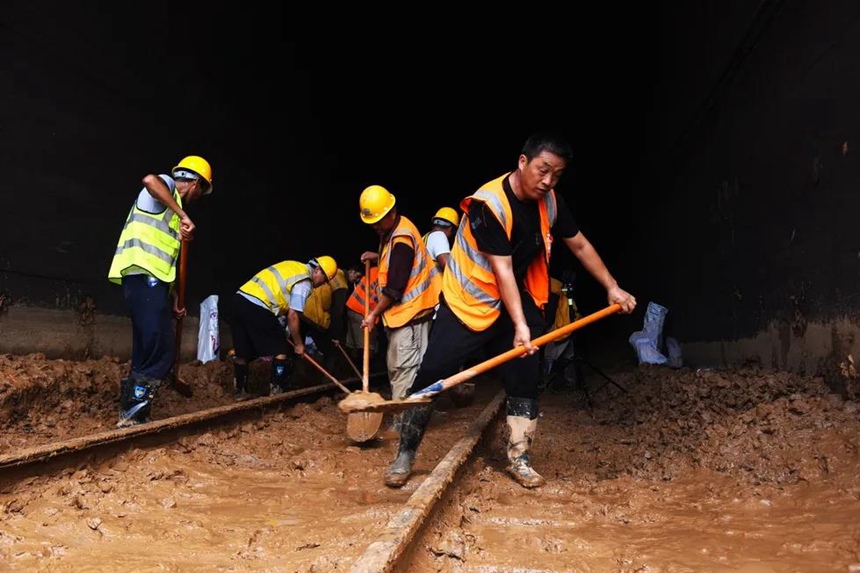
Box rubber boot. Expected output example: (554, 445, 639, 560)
(233, 362, 249, 399)
(118, 373, 159, 428)
(505, 397, 546, 488)
(384, 404, 433, 488)
(381, 412, 402, 439)
(271, 357, 292, 394)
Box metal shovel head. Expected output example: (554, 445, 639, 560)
(338, 390, 433, 414)
(346, 411, 384, 443)
(170, 376, 193, 398)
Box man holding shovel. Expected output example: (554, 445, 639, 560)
(358, 185, 441, 433)
(108, 156, 213, 427)
(383, 131, 636, 489)
(229, 256, 338, 398)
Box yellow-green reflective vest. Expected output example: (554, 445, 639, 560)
(108, 191, 182, 284)
(328, 268, 348, 292)
(239, 260, 311, 315)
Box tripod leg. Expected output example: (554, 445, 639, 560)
(578, 356, 627, 393)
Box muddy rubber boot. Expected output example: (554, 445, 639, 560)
(118, 374, 159, 428)
(271, 357, 292, 394)
(233, 362, 250, 400)
(380, 412, 402, 439)
(505, 397, 546, 489)
(384, 404, 433, 488)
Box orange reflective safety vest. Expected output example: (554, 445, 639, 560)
(376, 215, 441, 328)
(443, 173, 557, 332)
(346, 266, 380, 315)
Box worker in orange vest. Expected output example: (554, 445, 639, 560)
(344, 264, 380, 363)
(383, 131, 636, 490)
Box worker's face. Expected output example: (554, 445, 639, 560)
(178, 178, 205, 205)
(347, 269, 362, 283)
(311, 267, 328, 287)
(370, 209, 396, 237)
(517, 151, 567, 201)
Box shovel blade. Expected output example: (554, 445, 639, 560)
(346, 412, 384, 443)
(338, 391, 432, 414)
(170, 376, 193, 398)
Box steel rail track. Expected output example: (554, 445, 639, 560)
(349, 389, 506, 573)
(2, 378, 512, 573)
(0, 372, 386, 472)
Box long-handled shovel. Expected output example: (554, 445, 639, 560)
(171, 240, 193, 397)
(338, 303, 622, 414)
(334, 340, 362, 380)
(345, 260, 385, 442)
(287, 339, 353, 394)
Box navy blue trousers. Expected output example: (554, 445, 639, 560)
(122, 274, 175, 380)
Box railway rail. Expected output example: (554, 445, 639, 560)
(0, 373, 567, 572)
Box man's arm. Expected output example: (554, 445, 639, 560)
(362, 240, 414, 330)
(486, 253, 536, 354)
(287, 308, 305, 355)
(562, 232, 636, 313)
(142, 174, 195, 240)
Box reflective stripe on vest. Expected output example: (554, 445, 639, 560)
(443, 173, 557, 332)
(346, 267, 380, 315)
(238, 260, 311, 315)
(377, 216, 441, 328)
(108, 191, 182, 284)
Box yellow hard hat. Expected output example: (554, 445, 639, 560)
(311, 255, 338, 281)
(432, 207, 459, 228)
(172, 155, 214, 195)
(359, 185, 396, 224)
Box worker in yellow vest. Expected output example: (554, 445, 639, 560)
(358, 185, 441, 407)
(108, 155, 213, 427)
(383, 131, 636, 490)
(301, 267, 349, 375)
(229, 256, 338, 397)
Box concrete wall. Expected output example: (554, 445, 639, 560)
(0, 306, 232, 363)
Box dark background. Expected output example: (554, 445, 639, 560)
(3, 1, 859, 352)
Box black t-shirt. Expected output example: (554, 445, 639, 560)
(468, 175, 579, 283)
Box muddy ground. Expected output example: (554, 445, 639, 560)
(0, 352, 859, 572)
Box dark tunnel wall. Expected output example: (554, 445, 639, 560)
(0, 3, 324, 318)
(4, 1, 860, 365)
(633, 0, 860, 344)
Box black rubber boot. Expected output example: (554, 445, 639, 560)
(118, 373, 159, 428)
(505, 397, 546, 488)
(384, 404, 434, 488)
(271, 357, 292, 394)
(233, 362, 249, 399)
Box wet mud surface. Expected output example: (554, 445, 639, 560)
(1, 353, 859, 572)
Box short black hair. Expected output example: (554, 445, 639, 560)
(521, 130, 574, 164)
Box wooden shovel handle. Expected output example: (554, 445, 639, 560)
(174, 240, 189, 372)
(362, 259, 371, 393)
(408, 303, 622, 401)
(287, 338, 352, 394)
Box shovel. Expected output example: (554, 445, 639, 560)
(287, 338, 353, 394)
(338, 303, 622, 414)
(345, 260, 385, 442)
(171, 240, 193, 398)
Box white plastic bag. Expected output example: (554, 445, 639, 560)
(629, 301, 668, 365)
(197, 295, 220, 363)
